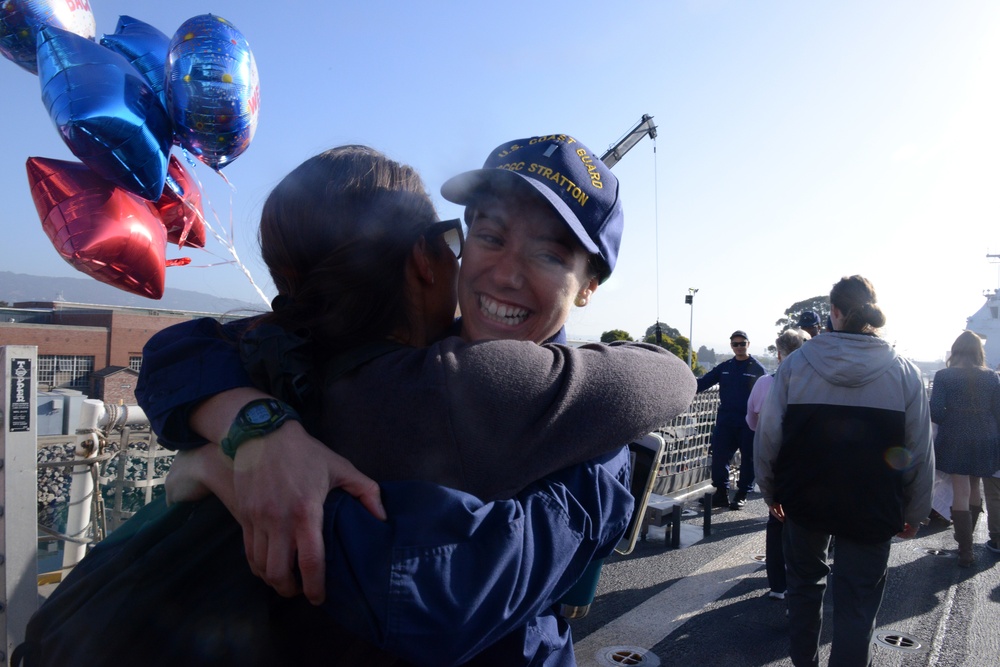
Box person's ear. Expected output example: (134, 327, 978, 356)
(829, 305, 843, 330)
(410, 238, 435, 285)
(575, 279, 599, 308)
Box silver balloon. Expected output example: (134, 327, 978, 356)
(0, 0, 95, 74)
(166, 14, 260, 170)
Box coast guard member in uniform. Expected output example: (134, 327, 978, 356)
(697, 330, 766, 509)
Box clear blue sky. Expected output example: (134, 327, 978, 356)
(3, 1, 1000, 361)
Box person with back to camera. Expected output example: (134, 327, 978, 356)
(797, 310, 823, 339)
(746, 328, 810, 601)
(930, 330, 1000, 567)
(122, 137, 697, 665)
(755, 275, 934, 667)
(697, 330, 767, 509)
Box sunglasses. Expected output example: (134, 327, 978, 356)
(423, 218, 464, 259)
(731, 341, 748, 348)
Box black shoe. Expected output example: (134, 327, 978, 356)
(927, 509, 952, 527)
(729, 490, 747, 510)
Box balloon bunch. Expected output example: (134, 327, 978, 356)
(3, 2, 261, 299)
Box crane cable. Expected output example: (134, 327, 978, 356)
(652, 135, 662, 344)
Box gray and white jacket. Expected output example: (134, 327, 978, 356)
(754, 332, 934, 543)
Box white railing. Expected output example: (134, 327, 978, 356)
(1, 345, 172, 659)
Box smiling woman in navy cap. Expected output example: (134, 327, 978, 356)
(125, 138, 695, 665)
(440, 133, 623, 346)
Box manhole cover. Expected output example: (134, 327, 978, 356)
(873, 631, 925, 652)
(595, 646, 661, 666)
(749, 553, 767, 563)
(914, 547, 955, 558)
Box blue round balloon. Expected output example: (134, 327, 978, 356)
(0, 0, 95, 74)
(166, 14, 260, 170)
(100, 15, 170, 107)
(37, 25, 172, 201)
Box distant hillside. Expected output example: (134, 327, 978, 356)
(0, 271, 262, 315)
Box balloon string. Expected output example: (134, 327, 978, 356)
(174, 151, 270, 307)
(181, 260, 242, 269)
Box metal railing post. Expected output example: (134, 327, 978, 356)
(62, 402, 149, 570)
(1, 345, 40, 662)
(61, 400, 102, 571)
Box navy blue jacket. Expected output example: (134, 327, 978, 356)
(696, 356, 766, 427)
(321, 448, 631, 664)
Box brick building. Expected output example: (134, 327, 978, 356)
(90, 366, 141, 406)
(0, 301, 242, 399)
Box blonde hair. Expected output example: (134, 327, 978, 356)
(947, 330, 986, 368)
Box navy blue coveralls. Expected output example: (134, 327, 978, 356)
(696, 356, 766, 494)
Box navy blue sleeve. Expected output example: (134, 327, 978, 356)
(136, 317, 256, 450)
(697, 361, 722, 392)
(319, 448, 632, 666)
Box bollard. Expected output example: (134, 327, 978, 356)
(703, 491, 714, 535)
(670, 503, 683, 549)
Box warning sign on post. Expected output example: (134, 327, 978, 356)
(10, 357, 31, 432)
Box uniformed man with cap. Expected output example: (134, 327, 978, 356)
(797, 310, 822, 339)
(697, 330, 767, 509)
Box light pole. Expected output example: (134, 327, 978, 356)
(685, 288, 698, 369)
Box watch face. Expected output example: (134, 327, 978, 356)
(245, 403, 273, 425)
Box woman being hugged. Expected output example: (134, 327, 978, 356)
(127, 140, 695, 665)
(755, 275, 934, 667)
(930, 330, 1000, 566)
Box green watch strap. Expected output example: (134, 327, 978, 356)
(220, 398, 300, 459)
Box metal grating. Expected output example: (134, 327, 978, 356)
(595, 646, 661, 666)
(653, 387, 720, 496)
(873, 631, 925, 652)
(914, 547, 956, 558)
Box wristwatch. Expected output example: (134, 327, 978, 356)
(220, 398, 301, 459)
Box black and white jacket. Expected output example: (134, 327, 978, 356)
(754, 332, 934, 543)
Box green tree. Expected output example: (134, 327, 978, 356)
(697, 345, 716, 364)
(645, 321, 682, 340)
(642, 322, 705, 374)
(600, 329, 633, 343)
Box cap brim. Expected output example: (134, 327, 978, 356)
(441, 169, 600, 256)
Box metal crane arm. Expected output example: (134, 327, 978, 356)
(600, 114, 657, 169)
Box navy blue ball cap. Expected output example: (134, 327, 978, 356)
(797, 310, 821, 328)
(730, 330, 749, 340)
(441, 134, 624, 281)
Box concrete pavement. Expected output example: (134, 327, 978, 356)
(570, 494, 1000, 667)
